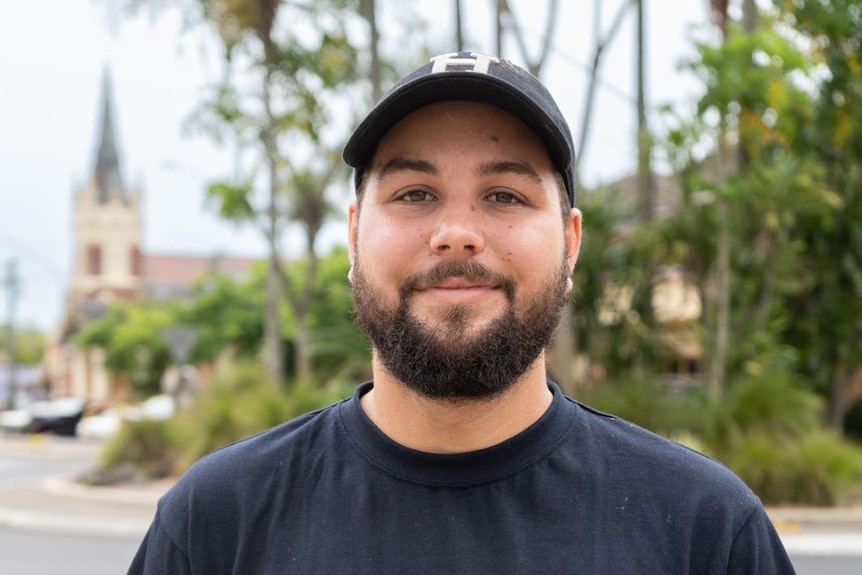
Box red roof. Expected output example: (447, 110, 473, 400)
(143, 254, 259, 289)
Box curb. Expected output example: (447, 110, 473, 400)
(40, 476, 168, 507)
(0, 434, 102, 459)
(780, 533, 862, 557)
(0, 505, 150, 539)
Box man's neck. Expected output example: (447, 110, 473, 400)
(360, 356, 553, 454)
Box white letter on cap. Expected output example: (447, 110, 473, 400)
(430, 52, 500, 74)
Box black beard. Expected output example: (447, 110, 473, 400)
(352, 258, 570, 401)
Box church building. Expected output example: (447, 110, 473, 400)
(46, 70, 256, 404)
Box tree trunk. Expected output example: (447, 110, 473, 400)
(828, 346, 848, 432)
(709, 201, 730, 400)
(498, 0, 560, 76)
(636, 0, 653, 224)
(258, 10, 285, 388)
(264, 200, 285, 387)
(362, 0, 382, 101)
(705, 0, 732, 400)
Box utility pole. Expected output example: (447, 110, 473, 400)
(494, 0, 503, 57)
(455, 0, 465, 52)
(4, 259, 19, 411)
(636, 0, 653, 224)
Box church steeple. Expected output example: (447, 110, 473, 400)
(94, 67, 124, 203)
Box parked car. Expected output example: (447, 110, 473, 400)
(26, 397, 87, 436)
(0, 408, 33, 433)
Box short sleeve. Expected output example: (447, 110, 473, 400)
(126, 510, 191, 575)
(727, 506, 797, 574)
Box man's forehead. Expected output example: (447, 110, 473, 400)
(371, 154, 544, 185)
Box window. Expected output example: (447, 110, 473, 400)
(86, 245, 102, 276)
(130, 245, 143, 276)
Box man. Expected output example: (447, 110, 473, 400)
(127, 52, 796, 574)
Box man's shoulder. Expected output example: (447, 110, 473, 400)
(563, 396, 756, 501)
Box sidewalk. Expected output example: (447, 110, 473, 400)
(2, 434, 862, 555)
(0, 434, 165, 538)
(0, 479, 161, 538)
(767, 506, 862, 557)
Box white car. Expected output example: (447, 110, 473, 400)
(75, 395, 176, 440)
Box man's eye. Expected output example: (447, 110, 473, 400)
(487, 191, 520, 204)
(399, 189, 433, 202)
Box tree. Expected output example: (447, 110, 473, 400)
(656, 4, 849, 411)
(76, 303, 175, 398)
(773, 0, 862, 431)
(120, 0, 360, 388)
(0, 327, 44, 366)
(199, 0, 359, 387)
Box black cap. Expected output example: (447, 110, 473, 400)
(343, 51, 577, 205)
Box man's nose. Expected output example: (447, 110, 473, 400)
(428, 205, 485, 255)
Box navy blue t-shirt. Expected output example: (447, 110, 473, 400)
(127, 382, 795, 574)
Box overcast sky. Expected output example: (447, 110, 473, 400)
(0, 0, 710, 331)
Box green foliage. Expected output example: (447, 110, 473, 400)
(171, 362, 294, 472)
(206, 181, 256, 221)
(577, 378, 705, 438)
(691, 19, 814, 156)
(697, 355, 824, 456)
(100, 418, 179, 479)
(76, 304, 174, 397)
(305, 246, 371, 384)
(580, 370, 862, 505)
(571, 188, 663, 377)
(184, 269, 267, 361)
(71, 243, 365, 390)
(100, 363, 350, 479)
(728, 432, 862, 506)
(0, 327, 46, 365)
(770, 0, 862, 423)
(99, 360, 355, 479)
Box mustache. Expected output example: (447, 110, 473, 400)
(400, 260, 516, 300)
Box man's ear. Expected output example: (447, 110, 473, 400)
(566, 208, 582, 275)
(347, 202, 359, 283)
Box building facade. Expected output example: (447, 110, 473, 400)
(46, 70, 256, 405)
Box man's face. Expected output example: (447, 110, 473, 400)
(348, 101, 581, 400)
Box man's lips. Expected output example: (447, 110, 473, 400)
(418, 277, 499, 290)
(414, 277, 501, 303)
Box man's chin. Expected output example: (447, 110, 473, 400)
(410, 302, 509, 335)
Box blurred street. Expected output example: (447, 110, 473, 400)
(0, 435, 157, 574)
(0, 433, 860, 574)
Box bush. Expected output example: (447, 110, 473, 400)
(577, 370, 862, 506)
(100, 418, 179, 479)
(576, 377, 705, 437)
(171, 362, 352, 473)
(99, 361, 354, 479)
(692, 362, 824, 459)
(728, 432, 862, 506)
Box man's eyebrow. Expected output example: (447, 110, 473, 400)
(477, 160, 543, 185)
(375, 157, 439, 182)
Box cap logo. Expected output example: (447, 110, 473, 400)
(429, 52, 500, 75)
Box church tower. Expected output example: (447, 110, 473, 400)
(70, 68, 144, 315)
(49, 69, 145, 402)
